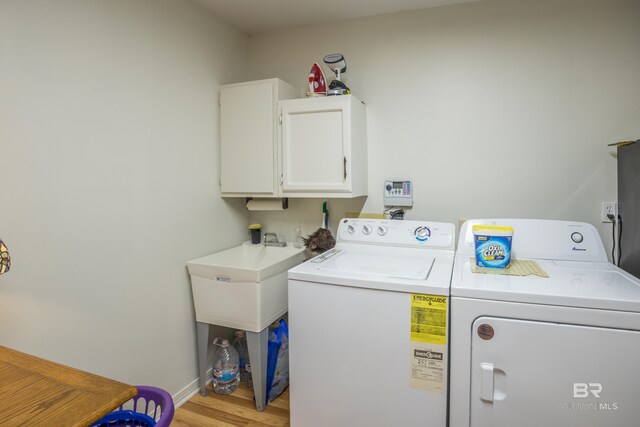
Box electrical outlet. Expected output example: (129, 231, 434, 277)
(601, 202, 618, 223)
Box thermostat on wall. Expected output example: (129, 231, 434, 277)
(384, 180, 413, 207)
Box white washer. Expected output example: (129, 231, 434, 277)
(288, 218, 455, 427)
(450, 219, 640, 427)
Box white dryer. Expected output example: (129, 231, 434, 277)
(288, 218, 455, 427)
(450, 219, 640, 427)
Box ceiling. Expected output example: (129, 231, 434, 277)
(194, 0, 482, 35)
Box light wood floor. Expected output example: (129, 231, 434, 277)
(172, 383, 290, 426)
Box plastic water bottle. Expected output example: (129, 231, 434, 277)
(232, 331, 248, 382)
(212, 338, 240, 395)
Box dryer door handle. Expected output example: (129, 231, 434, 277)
(480, 362, 495, 402)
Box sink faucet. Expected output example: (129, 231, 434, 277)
(263, 233, 287, 247)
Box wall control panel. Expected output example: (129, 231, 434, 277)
(384, 180, 413, 207)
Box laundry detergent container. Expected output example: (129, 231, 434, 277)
(473, 224, 513, 268)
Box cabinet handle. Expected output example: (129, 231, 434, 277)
(343, 157, 347, 179)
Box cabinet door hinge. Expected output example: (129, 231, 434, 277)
(343, 157, 347, 179)
(280, 174, 283, 185)
(279, 114, 282, 125)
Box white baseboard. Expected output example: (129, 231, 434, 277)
(173, 368, 212, 408)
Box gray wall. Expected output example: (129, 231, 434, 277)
(247, 0, 640, 258)
(0, 0, 249, 397)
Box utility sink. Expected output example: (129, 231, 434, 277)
(188, 242, 305, 411)
(187, 243, 305, 332)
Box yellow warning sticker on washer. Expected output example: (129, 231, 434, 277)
(410, 294, 447, 393)
(410, 294, 447, 345)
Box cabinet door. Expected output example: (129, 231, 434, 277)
(220, 81, 275, 194)
(470, 317, 640, 426)
(280, 98, 351, 193)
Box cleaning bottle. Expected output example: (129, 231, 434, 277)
(321, 200, 328, 229)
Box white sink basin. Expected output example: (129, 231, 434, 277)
(187, 243, 305, 331)
(188, 243, 304, 283)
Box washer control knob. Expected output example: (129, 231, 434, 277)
(347, 224, 356, 235)
(362, 225, 373, 235)
(377, 226, 388, 236)
(571, 232, 583, 243)
(415, 226, 431, 241)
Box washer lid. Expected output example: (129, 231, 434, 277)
(317, 250, 434, 280)
(451, 255, 640, 312)
(288, 243, 454, 294)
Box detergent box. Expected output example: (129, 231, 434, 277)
(473, 225, 513, 268)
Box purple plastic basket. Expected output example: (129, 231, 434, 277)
(92, 386, 174, 427)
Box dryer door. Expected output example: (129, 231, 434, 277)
(470, 317, 640, 426)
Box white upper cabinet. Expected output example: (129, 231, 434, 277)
(220, 79, 367, 198)
(220, 78, 298, 197)
(280, 95, 367, 198)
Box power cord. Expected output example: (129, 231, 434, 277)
(617, 214, 623, 266)
(389, 209, 405, 220)
(383, 207, 406, 220)
(607, 213, 618, 265)
(610, 214, 624, 266)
